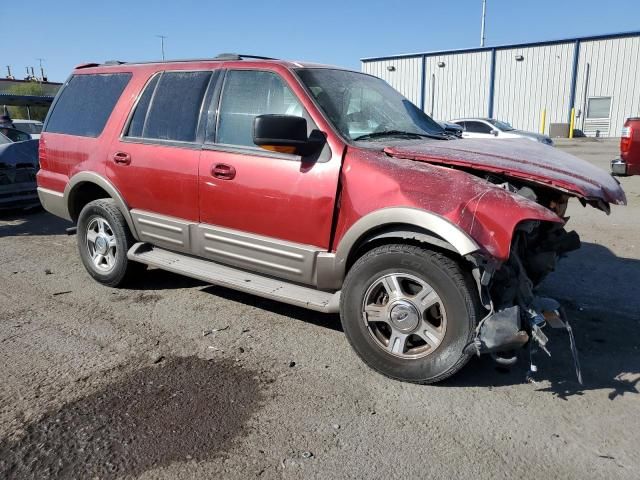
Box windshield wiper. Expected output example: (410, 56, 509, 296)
(353, 130, 446, 141)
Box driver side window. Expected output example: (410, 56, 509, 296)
(216, 70, 304, 147)
(465, 121, 493, 134)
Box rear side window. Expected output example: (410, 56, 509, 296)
(125, 71, 212, 143)
(45, 73, 131, 137)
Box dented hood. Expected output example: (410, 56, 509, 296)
(384, 138, 626, 207)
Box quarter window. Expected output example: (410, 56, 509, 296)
(216, 70, 304, 147)
(45, 73, 132, 137)
(126, 71, 212, 142)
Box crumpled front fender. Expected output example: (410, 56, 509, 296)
(334, 149, 563, 263)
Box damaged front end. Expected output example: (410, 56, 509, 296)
(466, 215, 584, 383)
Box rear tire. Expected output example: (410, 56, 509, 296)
(77, 199, 142, 287)
(340, 244, 482, 384)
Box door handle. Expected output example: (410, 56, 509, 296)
(212, 163, 236, 180)
(113, 152, 132, 165)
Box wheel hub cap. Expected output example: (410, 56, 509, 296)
(95, 235, 108, 255)
(389, 301, 420, 332)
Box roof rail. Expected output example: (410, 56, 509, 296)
(214, 53, 277, 61)
(104, 60, 126, 65)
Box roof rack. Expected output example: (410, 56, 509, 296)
(214, 53, 277, 61)
(75, 54, 278, 70)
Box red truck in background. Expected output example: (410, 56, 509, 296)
(612, 118, 640, 176)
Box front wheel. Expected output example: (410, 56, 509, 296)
(340, 244, 482, 384)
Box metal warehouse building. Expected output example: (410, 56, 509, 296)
(361, 31, 640, 138)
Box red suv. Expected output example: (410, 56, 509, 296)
(37, 55, 626, 383)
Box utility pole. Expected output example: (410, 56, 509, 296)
(480, 0, 487, 47)
(156, 35, 167, 61)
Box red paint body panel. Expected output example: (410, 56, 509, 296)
(384, 138, 627, 206)
(621, 118, 640, 176)
(333, 148, 562, 260)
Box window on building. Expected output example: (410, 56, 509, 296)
(45, 73, 132, 137)
(464, 121, 493, 134)
(586, 97, 612, 119)
(216, 70, 304, 147)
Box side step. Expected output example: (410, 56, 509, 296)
(127, 243, 340, 313)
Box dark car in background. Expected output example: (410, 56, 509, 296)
(0, 131, 39, 210)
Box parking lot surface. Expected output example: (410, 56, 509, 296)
(1, 139, 638, 479)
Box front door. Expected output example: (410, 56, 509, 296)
(197, 69, 341, 282)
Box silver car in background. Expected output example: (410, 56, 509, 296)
(449, 118, 554, 146)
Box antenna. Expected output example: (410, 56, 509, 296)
(480, 0, 487, 47)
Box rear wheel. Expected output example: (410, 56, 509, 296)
(77, 199, 141, 287)
(340, 244, 482, 384)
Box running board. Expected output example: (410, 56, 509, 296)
(127, 243, 340, 313)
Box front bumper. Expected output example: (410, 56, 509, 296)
(611, 158, 628, 176)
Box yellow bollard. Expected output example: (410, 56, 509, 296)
(569, 108, 576, 139)
(540, 109, 547, 135)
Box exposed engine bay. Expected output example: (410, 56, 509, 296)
(465, 173, 588, 383)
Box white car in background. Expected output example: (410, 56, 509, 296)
(450, 118, 554, 146)
(12, 119, 44, 140)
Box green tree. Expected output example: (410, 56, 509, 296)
(3, 82, 50, 121)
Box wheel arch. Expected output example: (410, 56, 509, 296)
(64, 172, 138, 238)
(317, 208, 481, 290)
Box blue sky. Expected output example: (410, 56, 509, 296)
(5, 0, 640, 82)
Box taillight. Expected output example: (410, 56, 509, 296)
(620, 125, 632, 155)
(38, 136, 47, 168)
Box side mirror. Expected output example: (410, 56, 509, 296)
(253, 114, 323, 156)
(491, 129, 499, 137)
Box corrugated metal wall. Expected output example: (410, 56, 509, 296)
(493, 43, 574, 134)
(424, 51, 491, 120)
(361, 33, 640, 137)
(361, 56, 423, 106)
(574, 36, 640, 137)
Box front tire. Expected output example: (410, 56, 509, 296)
(77, 199, 140, 287)
(340, 244, 482, 384)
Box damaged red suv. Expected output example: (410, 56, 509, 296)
(37, 55, 626, 383)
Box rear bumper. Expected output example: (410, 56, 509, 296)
(37, 187, 71, 220)
(611, 159, 628, 176)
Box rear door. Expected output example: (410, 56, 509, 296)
(196, 68, 341, 284)
(107, 70, 217, 252)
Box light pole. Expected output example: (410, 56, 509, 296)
(480, 0, 487, 47)
(156, 35, 167, 61)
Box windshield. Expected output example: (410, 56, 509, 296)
(487, 119, 515, 131)
(14, 122, 43, 135)
(0, 132, 10, 144)
(296, 68, 446, 141)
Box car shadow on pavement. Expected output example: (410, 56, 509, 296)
(0, 208, 72, 236)
(200, 284, 343, 332)
(124, 267, 206, 291)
